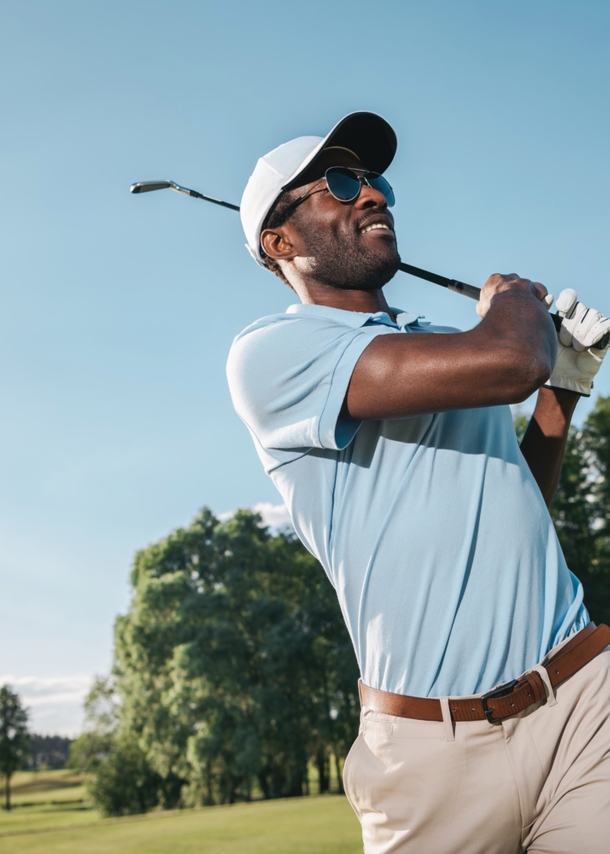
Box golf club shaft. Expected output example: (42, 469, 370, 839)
(130, 180, 609, 348)
(186, 189, 240, 211)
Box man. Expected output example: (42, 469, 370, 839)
(227, 112, 610, 853)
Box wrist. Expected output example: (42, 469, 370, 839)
(544, 379, 591, 397)
(537, 386, 581, 428)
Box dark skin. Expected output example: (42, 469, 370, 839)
(261, 149, 579, 506)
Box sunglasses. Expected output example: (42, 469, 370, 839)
(271, 167, 395, 228)
(318, 167, 395, 206)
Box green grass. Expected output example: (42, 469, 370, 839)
(7, 769, 86, 805)
(0, 770, 362, 854)
(0, 770, 94, 835)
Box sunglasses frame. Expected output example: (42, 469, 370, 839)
(269, 167, 395, 229)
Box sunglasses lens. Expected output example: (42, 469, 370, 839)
(325, 167, 361, 202)
(367, 174, 395, 207)
(325, 168, 396, 207)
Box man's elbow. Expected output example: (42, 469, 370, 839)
(504, 350, 553, 403)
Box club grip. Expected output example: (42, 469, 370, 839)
(446, 280, 481, 300)
(398, 262, 480, 300)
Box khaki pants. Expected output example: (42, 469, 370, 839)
(343, 646, 610, 853)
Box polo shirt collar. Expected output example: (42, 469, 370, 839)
(285, 302, 424, 330)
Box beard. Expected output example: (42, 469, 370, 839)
(294, 215, 401, 291)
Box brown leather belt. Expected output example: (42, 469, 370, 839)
(359, 622, 610, 724)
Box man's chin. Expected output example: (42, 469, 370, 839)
(329, 248, 401, 292)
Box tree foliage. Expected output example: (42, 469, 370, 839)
(0, 686, 29, 811)
(86, 736, 162, 817)
(85, 509, 359, 814)
(550, 395, 610, 624)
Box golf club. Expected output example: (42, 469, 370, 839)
(130, 180, 609, 349)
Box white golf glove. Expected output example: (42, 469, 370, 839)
(545, 288, 610, 396)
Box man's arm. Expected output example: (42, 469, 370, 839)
(519, 387, 579, 507)
(343, 275, 557, 420)
(519, 289, 610, 506)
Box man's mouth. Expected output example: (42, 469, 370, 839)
(358, 214, 395, 236)
(360, 222, 393, 234)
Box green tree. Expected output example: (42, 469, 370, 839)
(111, 507, 359, 808)
(87, 737, 161, 817)
(0, 686, 30, 810)
(71, 676, 166, 816)
(519, 394, 610, 624)
(578, 395, 610, 623)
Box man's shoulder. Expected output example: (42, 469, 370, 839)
(231, 307, 302, 347)
(229, 304, 377, 364)
(233, 303, 375, 340)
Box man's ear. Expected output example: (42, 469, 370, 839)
(260, 227, 297, 262)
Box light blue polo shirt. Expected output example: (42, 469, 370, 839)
(227, 303, 588, 697)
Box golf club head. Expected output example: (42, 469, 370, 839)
(130, 180, 173, 194)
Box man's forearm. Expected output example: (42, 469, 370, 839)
(344, 288, 557, 421)
(519, 387, 580, 506)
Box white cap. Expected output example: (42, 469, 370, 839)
(240, 111, 397, 265)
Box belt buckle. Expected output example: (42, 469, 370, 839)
(480, 679, 519, 723)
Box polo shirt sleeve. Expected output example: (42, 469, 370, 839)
(227, 314, 380, 453)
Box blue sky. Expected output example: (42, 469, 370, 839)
(2, 0, 610, 732)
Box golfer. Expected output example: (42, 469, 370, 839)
(227, 112, 610, 853)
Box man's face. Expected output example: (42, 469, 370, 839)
(266, 148, 401, 291)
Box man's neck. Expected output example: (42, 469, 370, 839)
(293, 280, 396, 321)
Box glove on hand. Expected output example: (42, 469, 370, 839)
(545, 288, 610, 396)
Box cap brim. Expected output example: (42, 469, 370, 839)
(283, 111, 397, 190)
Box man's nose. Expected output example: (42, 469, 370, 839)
(356, 183, 388, 210)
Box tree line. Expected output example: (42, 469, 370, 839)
(68, 395, 610, 816)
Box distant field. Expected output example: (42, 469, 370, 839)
(0, 770, 362, 854)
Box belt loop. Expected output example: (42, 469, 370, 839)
(439, 696, 455, 741)
(529, 664, 557, 706)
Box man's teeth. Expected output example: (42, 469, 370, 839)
(361, 223, 391, 233)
